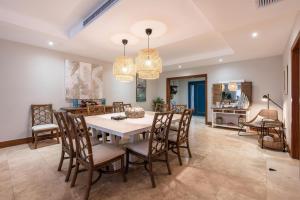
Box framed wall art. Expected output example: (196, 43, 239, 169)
(136, 74, 146, 102)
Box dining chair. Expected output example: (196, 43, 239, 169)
(173, 104, 187, 114)
(68, 113, 126, 200)
(86, 104, 110, 142)
(87, 105, 106, 116)
(113, 101, 124, 112)
(31, 104, 59, 149)
(168, 109, 193, 165)
(54, 111, 75, 182)
(125, 111, 174, 188)
(155, 103, 170, 112)
(169, 105, 188, 131)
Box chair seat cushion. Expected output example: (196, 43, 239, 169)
(170, 122, 179, 130)
(92, 144, 125, 165)
(32, 124, 58, 132)
(168, 130, 178, 142)
(170, 125, 179, 131)
(240, 121, 261, 128)
(126, 140, 149, 156)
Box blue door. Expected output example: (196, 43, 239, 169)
(188, 81, 206, 116)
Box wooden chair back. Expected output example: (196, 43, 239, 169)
(123, 103, 132, 110)
(31, 104, 54, 126)
(148, 112, 174, 156)
(68, 113, 93, 167)
(173, 105, 187, 114)
(113, 102, 124, 112)
(87, 105, 106, 116)
(54, 111, 74, 153)
(177, 109, 193, 143)
(155, 103, 170, 112)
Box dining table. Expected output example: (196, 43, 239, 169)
(85, 111, 181, 144)
(84, 111, 181, 169)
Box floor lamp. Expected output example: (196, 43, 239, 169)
(262, 94, 283, 110)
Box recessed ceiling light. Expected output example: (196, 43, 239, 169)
(251, 32, 258, 38)
(178, 65, 182, 69)
(218, 58, 223, 63)
(48, 41, 54, 46)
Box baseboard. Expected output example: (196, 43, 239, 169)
(0, 137, 32, 148)
(0, 134, 59, 149)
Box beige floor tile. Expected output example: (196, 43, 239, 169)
(0, 117, 299, 200)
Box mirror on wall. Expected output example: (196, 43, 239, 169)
(221, 82, 242, 103)
(212, 81, 252, 109)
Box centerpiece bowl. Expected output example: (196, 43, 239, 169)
(125, 107, 145, 118)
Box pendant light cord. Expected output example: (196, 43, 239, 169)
(124, 43, 125, 57)
(123, 42, 126, 67)
(147, 34, 150, 59)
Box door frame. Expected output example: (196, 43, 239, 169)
(166, 74, 208, 124)
(291, 31, 300, 159)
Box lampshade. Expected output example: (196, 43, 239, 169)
(113, 39, 136, 82)
(136, 28, 162, 80)
(228, 82, 237, 91)
(262, 94, 269, 102)
(135, 48, 162, 80)
(113, 56, 135, 82)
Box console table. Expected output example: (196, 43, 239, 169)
(212, 108, 248, 130)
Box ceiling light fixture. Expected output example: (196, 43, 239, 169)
(135, 28, 162, 80)
(251, 32, 258, 38)
(218, 58, 223, 62)
(113, 39, 136, 82)
(48, 41, 54, 46)
(178, 65, 182, 69)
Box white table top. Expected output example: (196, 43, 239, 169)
(85, 111, 181, 138)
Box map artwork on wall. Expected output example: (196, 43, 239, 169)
(136, 73, 146, 102)
(65, 60, 103, 100)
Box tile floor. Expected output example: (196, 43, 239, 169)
(0, 118, 299, 200)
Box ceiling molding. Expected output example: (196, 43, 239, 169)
(163, 48, 234, 66)
(0, 7, 66, 39)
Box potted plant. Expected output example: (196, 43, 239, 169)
(152, 97, 165, 111)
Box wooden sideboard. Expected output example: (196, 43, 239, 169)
(61, 105, 114, 116)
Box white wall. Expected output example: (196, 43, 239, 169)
(282, 13, 300, 148)
(0, 39, 156, 141)
(103, 66, 157, 110)
(157, 56, 283, 122)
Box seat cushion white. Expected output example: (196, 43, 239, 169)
(170, 121, 179, 131)
(168, 130, 178, 142)
(170, 125, 179, 131)
(32, 124, 58, 132)
(92, 143, 125, 164)
(126, 140, 149, 156)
